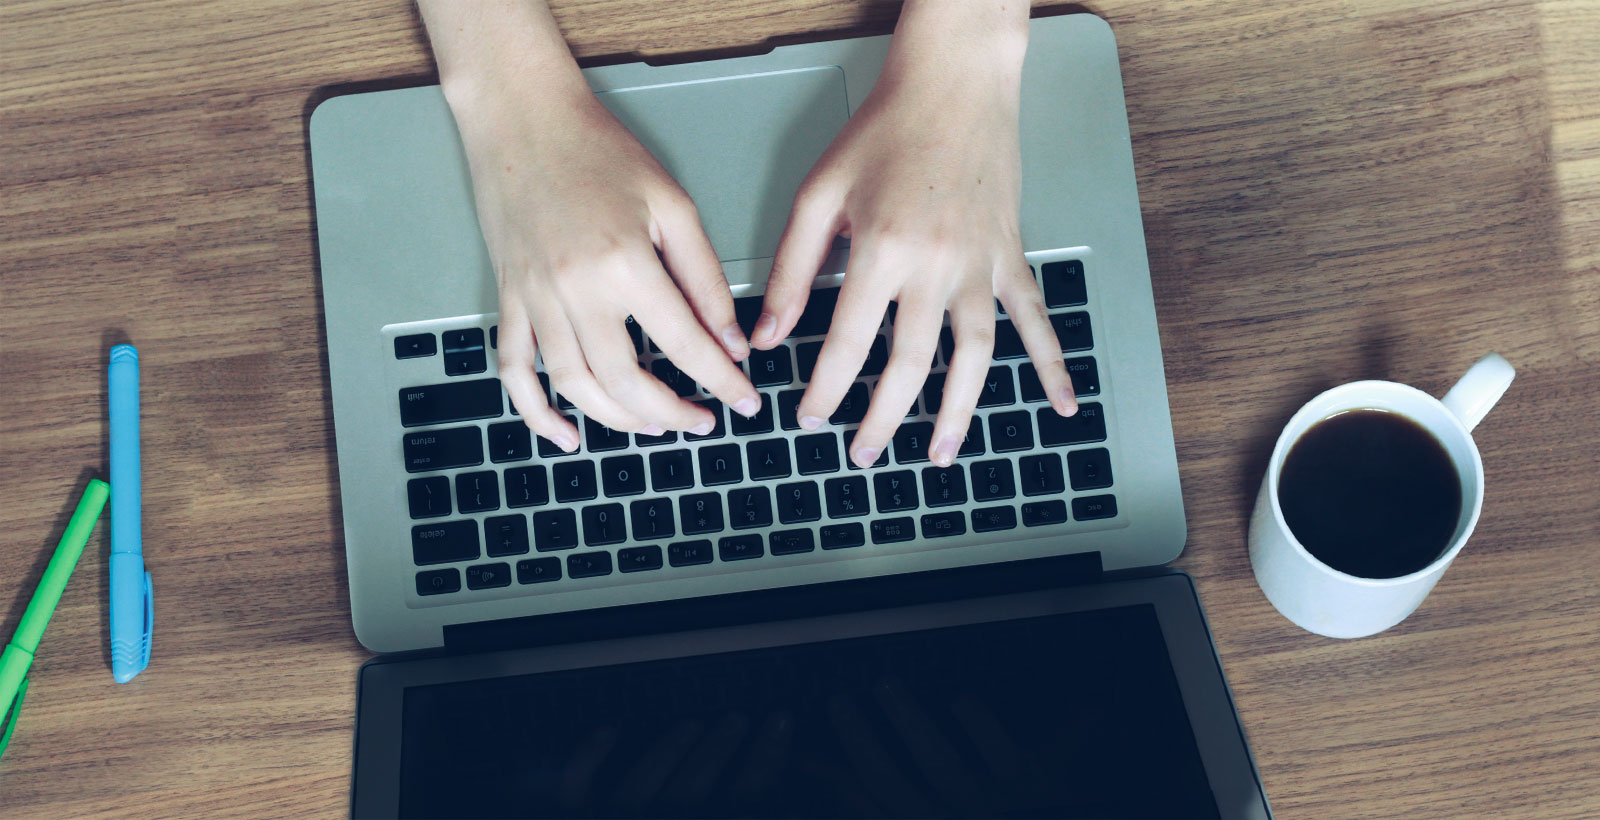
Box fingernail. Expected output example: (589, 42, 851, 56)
(930, 437, 959, 466)
(720, 324, 750, 358)
(1056, 387, 1079, 416)
(689, 419, 715, 436)
(800, 414, 825, 431)
(752, 312, 778, 344)
(556, 432, 580, 452)
(852, 446, 880, 467)
(641, 424, 665, 436)
(734, 397, 761, 417)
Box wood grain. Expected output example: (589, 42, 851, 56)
(2, 1, 1597, 817)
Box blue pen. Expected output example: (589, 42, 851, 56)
(109, 344, 153, 683)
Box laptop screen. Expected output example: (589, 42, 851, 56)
(397, 604, 1218, 818)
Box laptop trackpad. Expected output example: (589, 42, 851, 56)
(596, 67, 850, 278)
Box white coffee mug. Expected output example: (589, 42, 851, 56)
(1248, 353, 1515, 638)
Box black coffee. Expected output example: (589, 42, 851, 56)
(1278, 409, 1462, 578)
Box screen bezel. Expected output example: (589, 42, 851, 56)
(351, 572, 1270, 819)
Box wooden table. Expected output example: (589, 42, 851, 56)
(3, 1, 1597, 817)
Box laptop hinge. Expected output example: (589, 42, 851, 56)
(443, 551, 1103, 654)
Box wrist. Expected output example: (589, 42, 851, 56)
(887, 0, 1030, 78)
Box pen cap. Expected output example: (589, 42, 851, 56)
(108, 344, 141, 557)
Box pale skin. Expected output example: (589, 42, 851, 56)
(419, 0, 1077, 468)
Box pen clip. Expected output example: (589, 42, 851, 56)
(0, 677, 28, 759)
(139, 571, 153, 670)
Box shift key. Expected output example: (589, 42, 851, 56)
(399, 379, 504, 427)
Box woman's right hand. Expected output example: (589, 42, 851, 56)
(422, 1, 760, 452)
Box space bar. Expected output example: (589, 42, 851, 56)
(398, 379, 504, 427)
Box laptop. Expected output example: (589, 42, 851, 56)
(312, 14, 1268, 818)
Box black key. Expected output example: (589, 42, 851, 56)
(921, 512, 966, 539)
(719, 534, 764, 561)
(533, 509, 579, 551)
(831, 383, 869, 425)
(970, 459, 1017, 501)
(1073, 494, 1118, 521)
(795, 433, 841, 475)
(488, 325, 498, 350)
(553, 461, 598, 503)
(1019, 362, 1046, 403)
(698, 444, 744, 486)
(825, 476, 870, 518)
(483, 514, 529, 557)
(1022, 500, 1069, 527)
(404, 427, 483, 473)
(625, 316, 644, 355)
(776, 481, 822, 524)
(860, 336, 889, 377)
(601, 454, 646, 497)
(892, 422, 934, 464)
(455, 471, 500, 513)
(871, 517, 916, 544)
(630, 498, 675, 540)
(1041, 260, 1088, 307)
(728, 487, 774, 530)
(649, 449, 695, 492)
(730, 394, 775, 436)
(668, 540, 714, 567)
(939, 327, 955, 362)
(988, 411, 1035, 453)
(734, 294, 765, 337)
(873, 470, 919, 513)
(971, 506, 1018, 533)
(536, 373, 553, 404)
(650, 358, 699, 397)
(906, 398, 920, 418)
(746, 438, 792, 480)
(977, 366, 1016, 408)
(416, 568, 460, 596)
(517, 557, 561, 584)
(442, 328, 487, 376)
(399, 379, 504, 427)
(635, 429, 678, 448)
(992, 321, 1027, 360)
(1068, 448, 1114, 490)
(1038, 403, 1107, 446)
(412, 520, 479, 566)
(1051, 312, 1093, 352)
(466, 562, 511, 589)
(922, 373, 945, 414)
(778, 389, 805, 430)
(584, 417, 631, 453)
(567, 551, 614, 579)
(1066, 357, 1100, 396)
(791, 287, 840, 338)
(770, 529, 816, 555)
(921, 466, 968, 507)
(680, 492, 725, 535)
(842, 430, 889, 470)
(395, 333, 436, 359)
(487, 421, 533, 463)
(958, 417, 986, 458)
(685, 400, 726, 441)
(1019, 453, 1066, 496)
(537, 415, 579, 458)
(796, 342, 823, 383)
(407, 476, 451, 519)
(582, 503, 627, 546)
(618, 545, 664, 573)
(820, 523, 866, 549)
(749, 348, 794, 387)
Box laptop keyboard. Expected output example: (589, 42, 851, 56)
(395, 257, 1119, 599)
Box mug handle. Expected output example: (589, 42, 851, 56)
(1441, 352, 1515, 432)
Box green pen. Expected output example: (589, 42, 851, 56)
(0, 478, 109, 758)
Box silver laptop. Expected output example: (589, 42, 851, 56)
(310, 13, 1185, 655)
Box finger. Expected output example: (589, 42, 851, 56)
(527, 299, 652, 434)
(634, 273, 763, 419)
(826, 692, 931, 816)
(573, 314, 717, 433)
(654, 193, 751, 362)
(795, 255, 896, 429)
(662, 711, 749, 808)
(846, 291, 942, 468)
(611, 718, 704, 814)
(726, 712, 794, 811)
(997, 260, 1077, 417)
(754, 180, 843, 348)
(498, 294, 579, 452)
(557, 725, 617, 810)
(930, 292, 997, 467)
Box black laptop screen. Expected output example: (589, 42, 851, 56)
(398, 604, 1218, 819)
